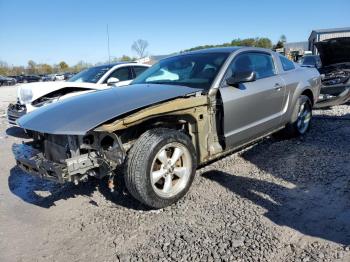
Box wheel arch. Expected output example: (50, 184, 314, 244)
(301, 88, 314, 106)
(114, 113, 207, 164)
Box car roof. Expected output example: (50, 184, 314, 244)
(183, 47, 242, 55)
(91, 62, 148, 70)
(171, 46, 275, 59)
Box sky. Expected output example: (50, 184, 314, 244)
(0, 0, 349, 66)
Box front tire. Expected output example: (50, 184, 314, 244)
(124, 128, 197, 208)
(282, 95, 312, 137)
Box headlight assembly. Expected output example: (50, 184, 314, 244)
(19, 87, 33, 104)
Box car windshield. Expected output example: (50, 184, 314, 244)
(299, 56, 316, 66)
(68, 65, 112, 83)
(132, 52, 229, 89)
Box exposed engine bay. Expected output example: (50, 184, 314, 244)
(16, 131, 125, 185)
(314, 37, 350, 107)
(315, 63, 350, 107)
(320, 65, 350, 87)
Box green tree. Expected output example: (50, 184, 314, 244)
(255, 38, 273, 49)
(37, 64, 53, 74)
(182, 37, 273, 52)
(231, 38, 242, 46)
(240, 38, 256, 47)
(0, 60, 9, 75)
(10, 66, 25, 75)
(27, 60, 36, 74)
(72, 61, 91, 73)
(59, 61, 69, 72)
(119, 55, 132, 61)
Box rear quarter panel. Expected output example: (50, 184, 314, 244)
(279, 66, 321, 124)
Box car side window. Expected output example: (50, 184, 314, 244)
(280, 55, 295, 71)
(133, 66, 148, 77)
(106, 67, 132, 82)
(225, 52, 276, 81)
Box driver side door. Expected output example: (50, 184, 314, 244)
(219, 51, 286, 148)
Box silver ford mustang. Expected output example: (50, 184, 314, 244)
(14, 47, 321, 208)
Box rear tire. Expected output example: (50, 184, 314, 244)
(124, 128, 197, 208)
(281, 95, 312, 138)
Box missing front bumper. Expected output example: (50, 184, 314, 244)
(14, 143, 107, 183)
(15, 144, 67, 183)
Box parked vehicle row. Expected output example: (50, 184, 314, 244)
(4, 72, 76, 84)
(0, 75, 16, 86)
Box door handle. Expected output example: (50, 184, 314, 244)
(274, 83, 282, 91)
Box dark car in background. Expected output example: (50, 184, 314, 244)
(0, 75, 16, 86)
(299, 55, 322, 69)
(14, 75, 41, 83)
(314, 37, 350, 107)
(64, 72, 75, 80)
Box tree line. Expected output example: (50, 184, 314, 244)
(182, 35, 287, 52)
(0, 56, 136, 76)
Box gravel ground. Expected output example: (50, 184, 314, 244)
(0, 86, 349, 262)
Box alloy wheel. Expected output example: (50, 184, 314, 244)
(150, 142, 192, 198)
(297, 101, 311, 134)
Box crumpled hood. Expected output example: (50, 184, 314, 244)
(18, 84, 202, 135)
(17, 81, 107, 104)
(315, 37, 350, 66)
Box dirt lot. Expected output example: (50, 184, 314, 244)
(0, 86, 349, 262)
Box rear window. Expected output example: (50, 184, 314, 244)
(280, 55, 295, 71)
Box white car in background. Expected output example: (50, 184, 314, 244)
(7, 62, 150, 125)
(53, 73, 65, 81)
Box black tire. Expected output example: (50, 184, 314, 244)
(282, 95, 312, 138)
(124, 128, 197, 208)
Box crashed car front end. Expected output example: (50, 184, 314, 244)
(315, 64, 350, 108)
(14, 83, 204, 185)
(15, 131, 125, 184)
(314, 37, 350, 108)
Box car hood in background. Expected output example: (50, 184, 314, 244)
(18, 81, 107, 104)
(315, 37, 350, 66)
(18, 84, 202, 135)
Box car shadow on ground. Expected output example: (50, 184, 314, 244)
(6, 126, 29, 139)
(8, 167, 149, 210)
(8, 167, 96, 208)
(202, 114, 350, 246)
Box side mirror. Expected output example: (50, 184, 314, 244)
(226, 71, 256, 86)
(107, 77, 120, 85)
